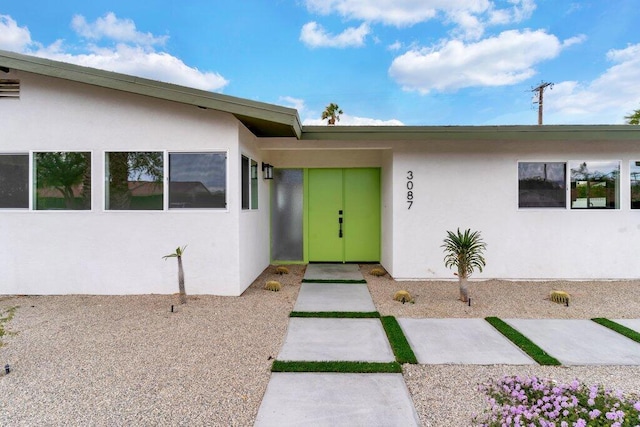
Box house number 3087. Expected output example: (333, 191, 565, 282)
(406, 171, 414, 209)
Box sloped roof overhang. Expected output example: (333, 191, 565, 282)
(0, 49, 302, 138)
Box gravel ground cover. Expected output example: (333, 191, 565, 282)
(1, 264, 639, 426)
(0, 265, 304, 426)
(363, 265, 640, 426)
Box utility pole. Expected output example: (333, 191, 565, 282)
(531, 81, 553, 125)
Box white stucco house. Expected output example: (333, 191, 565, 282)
(1, 50, 640, 296)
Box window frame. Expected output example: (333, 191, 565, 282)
(630, 161, 640, 210)
(517, 161, 567, 209)
(104, 150, 165, 212)
(167, 150, 228, 211)
(32, 150, 93, 212)
(0, 152, 30, 210)
(569, 160, 620, 210)
(241, 154, 259, 211)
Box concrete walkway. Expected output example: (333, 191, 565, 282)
(256, 264, 420, 426)
(255, 264, 640, 425)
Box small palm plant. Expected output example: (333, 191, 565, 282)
(321, 103, 343, 125)
(163, 245, 187, 304)
(442, 229, 486, 302)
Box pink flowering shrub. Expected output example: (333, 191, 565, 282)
(474, 376, 640, 426)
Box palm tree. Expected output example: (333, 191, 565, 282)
(625, 108, 640, 125)
(163, 245, 187, 304)
(321, 103, 343, 125)
(442, 228, 487, 302)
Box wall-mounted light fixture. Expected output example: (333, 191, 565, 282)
(262, 162, 274, 180)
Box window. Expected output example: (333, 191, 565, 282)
(0, 154, 29, 208)
(106, 152, 163, 210)
(631, 161, 640, 209)
(518, 162, 566, 208)
(241, 156, 250, 209)
(34, 152, 91, 210)
(241, 155, 259, 210)
(251, 159, 258, 209)
(570, 161, 619, 209)
(169, 152, 226, 209)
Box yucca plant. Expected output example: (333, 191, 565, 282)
(163, 245, 187, 304)
(442, 228, 486, 302)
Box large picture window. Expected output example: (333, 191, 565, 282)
(34, 151, 91, 210)
(631, 162, 640, 209)
(570, 161, 620, 209)
(518, 162, 566, 208)
(0, 154, 29, 208)
(106, 152, 163, 210)
(169, 152, 226, 209)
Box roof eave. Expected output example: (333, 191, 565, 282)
(301, 125, 640, 141)
(0, 50, 302, 138)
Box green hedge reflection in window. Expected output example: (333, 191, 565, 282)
(570, 161, 620, 209)
(106, 152, 163, 210)
(34, 152, 91, 210)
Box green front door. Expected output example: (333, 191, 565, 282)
(307, 168, 380, 262)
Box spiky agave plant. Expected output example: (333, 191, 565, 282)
(442, 229, 486, 302)
(163, 245, 187, 304)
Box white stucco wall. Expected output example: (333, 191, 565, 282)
(0, 71, 248, 295)
(237, 126, 271, 292)
(380, 149, 394, 275)
(263, 136, 640, 281)
(391, 139, 640, 280)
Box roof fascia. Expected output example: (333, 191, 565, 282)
(0, 50, 302, 138)
(301, 125, 640, 141)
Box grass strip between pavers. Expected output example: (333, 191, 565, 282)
(592, 318, 640, 344)
(485, 317, 562, 366)
(301, 279, 367, 284)
(290, 311, 380, 318)
(380, 316, 418, 364)
(271, 360, 402, 373)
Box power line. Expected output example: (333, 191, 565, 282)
(531, 81, 553, 125)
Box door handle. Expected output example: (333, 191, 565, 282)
(338, 216, 343, 238)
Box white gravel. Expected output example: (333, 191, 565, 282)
(363, 264, 640, 426)
(0, 265, 304, 426)
(1, 264, 639, 426)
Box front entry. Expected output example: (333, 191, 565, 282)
(307, 168, 380, 262)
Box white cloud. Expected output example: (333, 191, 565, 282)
(0, 15, 34, 51)
(71, 12, 168, 46)
(304, 0, 536, 40)
(388, 41, 403, 51)
(304, 113, 404, 125)
(300, 21, 370, 48)
(545, 43, 640, 124)
(279, 96, 306, 112)
(389, 29, 566, 93)
(34, 44, 228, 92)
(562, 34, 587, 48)
(0, 13, 227, 92)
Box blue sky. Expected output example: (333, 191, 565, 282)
(1, 1, 639, 126)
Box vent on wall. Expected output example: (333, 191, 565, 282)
(0, 79, 20, 98)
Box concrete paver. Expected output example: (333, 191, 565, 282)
(398, 318, 536, 365)
(254, 373, 420, 427)
(277, 317, 395, 362)
(293, 283, 377, 312)
(504, 319, 640, 365)
(613, 319, 640, 333)
(303, 263, 365, 282)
